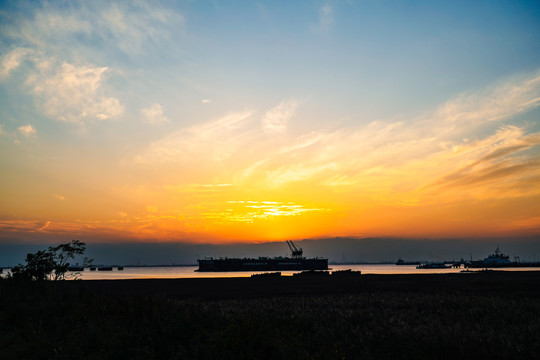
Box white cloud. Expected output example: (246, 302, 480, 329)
(202, 99, 211, 104)
(18, 124, 37, 137)
(0, 1, 181, 126)
(28, 62, 124, 124)
(0, 48, 31, 80)
(262, 99, 298, 134)
(141, 103, 169, 125)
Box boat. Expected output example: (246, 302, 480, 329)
(196, 240, 329, 272)
(395, 258, 421, 265)
(97, 266, 113, 271)
(467, 246, 540, 268)
(416, 262, 451, 269)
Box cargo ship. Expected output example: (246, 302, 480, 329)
(196, 240, 329, 272)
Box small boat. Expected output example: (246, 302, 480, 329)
(117, 266, 124, 271)
(98, 266, 113, 271)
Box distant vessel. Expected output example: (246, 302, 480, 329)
(416, 263, 451, 269)
(468, 246, 540, 268)
(196, 240, 329, 272)
(396, 258, 421, 265)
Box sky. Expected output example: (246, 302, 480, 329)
(1, 0, 540, 246)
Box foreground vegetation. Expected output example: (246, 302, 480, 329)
(1, 273, 539, 359)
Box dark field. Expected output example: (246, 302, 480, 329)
(1, 271, 539, 359)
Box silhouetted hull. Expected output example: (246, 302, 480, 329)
(196, 258, 328, 272)
(467, 261, 540, 268)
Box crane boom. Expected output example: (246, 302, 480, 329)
(286, 240, 295, 254)
(286, 240, 303, 258)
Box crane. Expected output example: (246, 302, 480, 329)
(286, 240, 303, 259)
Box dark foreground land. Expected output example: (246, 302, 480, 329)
(1, 271, 539, 360)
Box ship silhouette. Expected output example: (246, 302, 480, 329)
(196, 240, 329, 272)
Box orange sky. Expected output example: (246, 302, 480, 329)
(1, 2, 540, 244)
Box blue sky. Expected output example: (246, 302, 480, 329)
(1, 1, 540, 244)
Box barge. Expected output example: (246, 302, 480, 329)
(196, 240, 328, 272)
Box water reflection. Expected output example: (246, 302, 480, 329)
(8, 264, 533, 280)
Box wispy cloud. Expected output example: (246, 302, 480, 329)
(246, 70, 540, 193)
(427, 127, 540, 192)
(262, 99, 297, 134)
(134, 70, 540, 209)
(36, 221, 51, 232)
(4, 1, 181, 58)
(0, 1, 183, 127)
(52, 193, 65, 201)
(0, 48, 30, 79)
(434, 71, 540, 128)
(136, 110, 255, 163)
(141, 103, 169, 125)
(316, 3, 334, 32)
(27, 62, 124, 124)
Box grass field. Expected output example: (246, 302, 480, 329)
(1, 271, 539, 359)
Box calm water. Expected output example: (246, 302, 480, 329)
(15, 264, 536, 280)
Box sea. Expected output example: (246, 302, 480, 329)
(3, 264, 537, 280)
